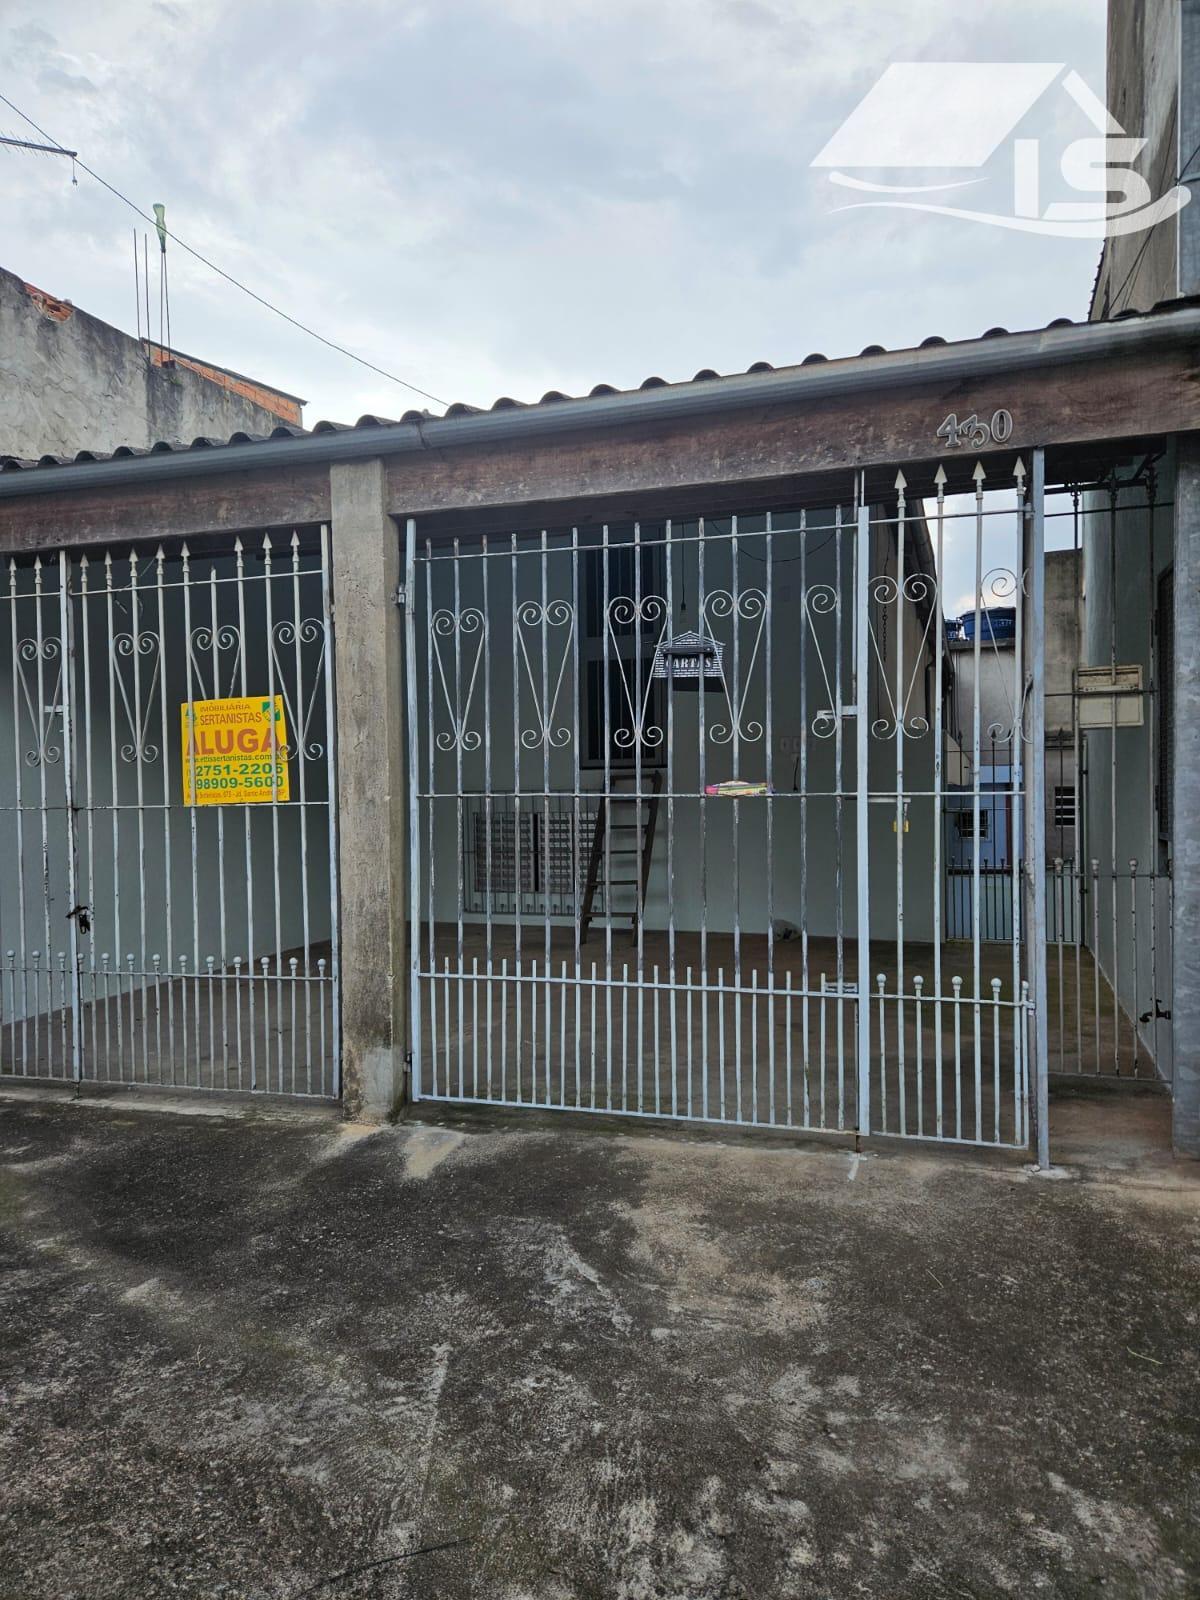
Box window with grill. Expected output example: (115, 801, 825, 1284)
(954, 809, 990, 840)
(1053, 786, 1076, 828)
(464, 797, 595, 914)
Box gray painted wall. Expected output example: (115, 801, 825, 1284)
(1044, 550, 1082, 724)
(0, 266, 297, 459)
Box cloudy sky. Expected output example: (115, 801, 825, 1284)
(2, 0, 1109, 430)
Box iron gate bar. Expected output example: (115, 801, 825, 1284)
(972, 465, 985, 1131)
(855, 474, 871, 1130)
(320, 525, 342, 1099)
(1107, 485, 1120, 1075)
(406, 517, 422, 1099)
(1012, 468, 1026, 1140)
(59, 550, 82, 1082)
(1026, 448, 1050, 1167)
(894, 475, 907, 1127)
(1143, 470, 1158, 1074)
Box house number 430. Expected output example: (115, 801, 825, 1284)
(935, 409, 1013, 449)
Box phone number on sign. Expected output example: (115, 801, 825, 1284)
(192, 765, 288, 792)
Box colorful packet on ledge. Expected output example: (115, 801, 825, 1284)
(703, 780, 772, 797)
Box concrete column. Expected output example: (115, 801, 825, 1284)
(1173, 434, 1200, 1158)
(329, 459, 407, 1120)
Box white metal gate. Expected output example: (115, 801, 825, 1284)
(0, 530, 339, 1096)
(405, 461, 1041, 1148)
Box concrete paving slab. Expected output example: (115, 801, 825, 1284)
(0, 1089, 1196, 1598)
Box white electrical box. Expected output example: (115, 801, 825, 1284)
(1076, 665, 1144, 728)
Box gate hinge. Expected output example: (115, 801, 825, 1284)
(395, 584, 407, 608)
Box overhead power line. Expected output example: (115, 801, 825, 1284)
(0, 89, 448, 409)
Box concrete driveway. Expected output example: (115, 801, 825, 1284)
(0, 1087, 1196, 1598)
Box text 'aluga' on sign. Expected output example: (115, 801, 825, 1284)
(180, 695, 291, 805)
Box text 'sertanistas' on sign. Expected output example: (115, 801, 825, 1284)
(180, 696, 291, 805)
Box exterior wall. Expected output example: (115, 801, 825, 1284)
(948, 641, 1023, 763)
(1044, 550, 1082, 729)
(1173, 433, 1200, 1153)
(1091, 0, 1180, 318)
(146, 346, 302, 426)
(0, 267, 300, 460)
(948, 551, 1078, 737)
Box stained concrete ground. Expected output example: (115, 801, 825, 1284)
(0, 1085, 1197, 1599)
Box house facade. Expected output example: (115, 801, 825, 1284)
(0, 293, 1196, 1165)
(0, 0, 1195, 1163)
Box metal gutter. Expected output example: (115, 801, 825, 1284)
(2, 304, 1197, 502)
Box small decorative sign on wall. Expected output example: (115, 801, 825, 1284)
(652, 629, 725, 691)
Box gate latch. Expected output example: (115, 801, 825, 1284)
(66, 903, 91, 936)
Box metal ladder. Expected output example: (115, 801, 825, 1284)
(579, 772, 662, 945)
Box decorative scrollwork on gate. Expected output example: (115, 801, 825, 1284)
(604, 594, 666, 751)
(187, 624, 244, 695)
(866, 570, 938, 739)
(14, 637, 64, 768)
(269, 618, 328, 762)
(804, 583, 841, 739)
(111, 627, 164, 763)
(980, 567, 1028, 604)
(701, 589, 767, 745)
(432, 606, 487, 752)
(517, 599, 575, 749)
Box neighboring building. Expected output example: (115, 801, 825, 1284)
(1089, 0, 1186, 320)
(947, 552, 1081, 843)
(943, 550, 1081, 938)
(0, 265, 304, 460)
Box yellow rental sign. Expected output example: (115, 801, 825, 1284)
(181, 696, 291, 805)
